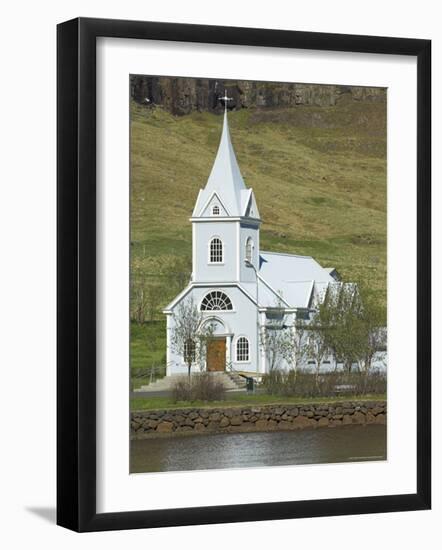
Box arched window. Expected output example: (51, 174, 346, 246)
(236, 337, 249, 362)
(200, 291, 233, 311)
(245, 237, 253, 263)
(209, 237, 223, 263)
(212, 205, 220, 215)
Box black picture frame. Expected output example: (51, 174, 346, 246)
(57, 17, 431, 532)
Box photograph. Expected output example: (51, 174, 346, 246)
(0, 0, 433, 542)
(129, 76, 388, 474)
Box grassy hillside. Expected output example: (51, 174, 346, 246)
(130, 97, 386, 326)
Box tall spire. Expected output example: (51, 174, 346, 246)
(192, 105, 258, 218)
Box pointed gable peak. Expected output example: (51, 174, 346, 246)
(193, 111, 258, 218)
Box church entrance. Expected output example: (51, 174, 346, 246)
(206, 338, 226, 372)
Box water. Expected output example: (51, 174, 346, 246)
(130, 424, 386, 473)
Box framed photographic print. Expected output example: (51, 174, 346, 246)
(57, 17, 431, 531)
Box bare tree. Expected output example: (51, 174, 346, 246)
(354, 284, 387, 391)
(131, 275, 148, 324)
(131, 276, 167, 323)
(307, 311, 330, 388)
(170, 297, 214, 378)
(316, 281, 386, 388)
(260, 321, 292, 371)
(259, 299, 297, 371)
(316, 283, 364, 372)
(290, 317, 310, 373)
(167, 256, 192, 294)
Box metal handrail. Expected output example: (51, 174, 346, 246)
(226, 361, 242, 376)
(226, 361, 262, 384)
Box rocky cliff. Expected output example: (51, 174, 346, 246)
(130, 75, 386, 116)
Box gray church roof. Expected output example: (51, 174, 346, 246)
(163, 250, 336, 312)
(257, 251, 335, 308)
(192, 111, 260, 219)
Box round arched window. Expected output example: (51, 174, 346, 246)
(209, 237, 223, 263)
(236, 337, 249, 362)
(200, 291, 233, 311)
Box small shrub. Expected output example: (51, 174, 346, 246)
(360, 369, 387, 394)
(192, 373, 226, 401)
(172, 378, 193, 401)
(261, 370, 284, 395)
(172, 373, 226, 402)
(262, 369, 386, 398)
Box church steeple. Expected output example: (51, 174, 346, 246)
(192, 106, 260, 220)
(190, 102, 261, 284)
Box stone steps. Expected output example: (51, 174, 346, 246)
(134, 371, 247, 393)
(213, 371, 245, 391)
(135, 374, 187, 393)
(225, 371, 247, 390)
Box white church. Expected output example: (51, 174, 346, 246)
(163, 100, 350, 377)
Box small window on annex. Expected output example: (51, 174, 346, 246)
(236, 337, 250, 362)
(209, 237, 223, 263)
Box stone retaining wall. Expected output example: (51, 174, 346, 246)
(131, 401, 386, 439)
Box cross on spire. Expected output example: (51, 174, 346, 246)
(220, 89, 233, 112)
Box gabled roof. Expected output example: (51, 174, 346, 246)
(192, 111, 260, 219)
(164, 252, 339, 312)
(257, 251, 335, 308)
(199, 191, 230, 217)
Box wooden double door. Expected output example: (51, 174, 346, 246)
(206, 338, 226, 372)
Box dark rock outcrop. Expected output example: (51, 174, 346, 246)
(130, 76, 386, 116)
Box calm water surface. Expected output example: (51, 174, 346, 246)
(130, 425, 386, 473)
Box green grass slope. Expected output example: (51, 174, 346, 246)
(130, 97, 386, 319)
